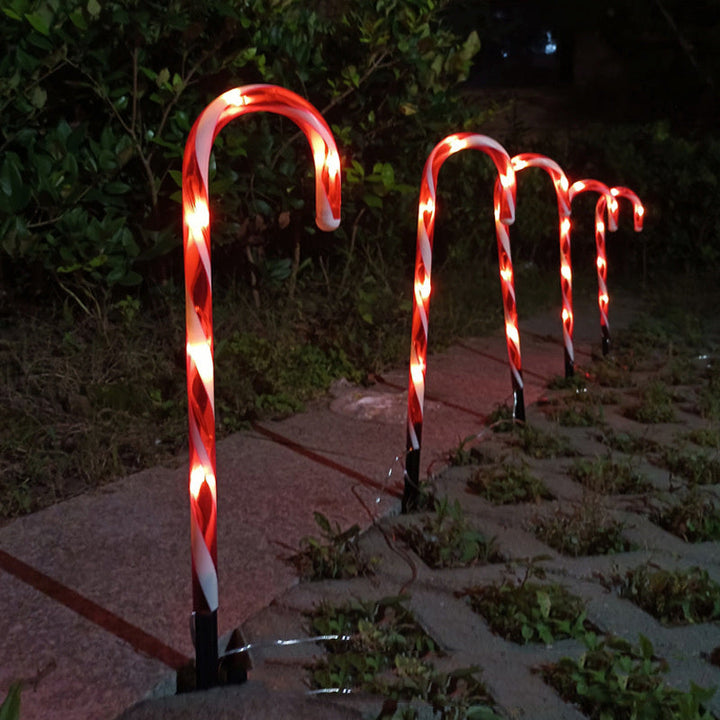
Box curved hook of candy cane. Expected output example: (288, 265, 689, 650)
(569, 179, 619, 230)
(404, 132, 516, 511)
(611, 186, 645, 232)
(182, 84, 342, 614)
(569, 179, 618, 356)
(511, 153, 575, 377)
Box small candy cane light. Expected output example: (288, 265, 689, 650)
(183, 85, 341, 688)
(611, 186, 645, 233)
(404, 133, 516, 511)
(510, 154, 573, 376)
(568, 179, 619, 355)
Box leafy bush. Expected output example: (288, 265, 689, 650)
(0, 0, 480, 303)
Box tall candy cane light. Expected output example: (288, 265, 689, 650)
(509, 154, 573, 376)
(404, 133, 516, 511)
(568, 180, 619, 355)
(183, 85, 341, 688)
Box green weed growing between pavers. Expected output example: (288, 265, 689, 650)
(569, 456, 651, 495)
(532, 499, 631, 557)
(540, 633, 716, 720)
(616, 564, 720, 626)
(651, 490, 720, 543)
(625, 380, 677, 424)
(446, 434, 492, 467)
(307, 596, 502, 719)
(507, 422, 576, 459)
(597, 428, 659, 456)
(655, 446, 720, 486)
(290, 511, 378, 581)
(397, 497, 502, 569)
(460, 559, 592, 645)
(686, 427, 720, 449)
(467, 460, 553, 505)
(543, 395, 605, 428)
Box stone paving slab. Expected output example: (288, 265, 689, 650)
(0, 570, 172, 720)
(5, 296, 679, 720)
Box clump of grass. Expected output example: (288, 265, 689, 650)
(617, 564, 720, 625)
(461, 566, 591, 644)
(625, 380, 676, 424)
(467, 461, 553, 505)
(612, 315, 679, 371)
(508, 422, 576, 459)
(544, 397, 604, 428)
(662, 357, 703, 386)
(485, 402, 514, 432)
(290, 512, 377, 581)
(540, 633, 716, 720)
(696, 386, 720, 421)
(587, 358, 634, 388)
(597, 428, 658, 455)
(308, 596, 500, 719)
(533, 500, 630, 556)
(651, 491, 720, 542)
(686, 427, 720, 448)
(0, 304, 188, 520)
(397, 497, 502, 569)
(446, 434, 490, 467)
(309, 595, 434, 690)
(656, 446, 720, 486)
(569, 456, 651, 494)
(547, 374, 588, 392)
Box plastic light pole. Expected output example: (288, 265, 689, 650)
(509, 154, 573, 376)
(182, 84, 341, 688)
(404, 132, 516, 511)
(568, 179, 619, 356)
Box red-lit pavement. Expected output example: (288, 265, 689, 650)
(0, 295, 639, 720)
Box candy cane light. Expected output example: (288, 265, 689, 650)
(568, 179, 619, 355)
(183, 84, 341, 688)
(611, 186, 645, 233)
(510, 154, 574, 376)
(404, 133, 516, 511)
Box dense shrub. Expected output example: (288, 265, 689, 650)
(0, 0, 481, 303)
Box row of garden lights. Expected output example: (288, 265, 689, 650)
(182, 84, 644, 688)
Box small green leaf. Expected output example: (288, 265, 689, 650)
(363, 193, 382, 209)
(638, 633, 654, 659)
(104, 181, 131, 195)
(313, 512, 332, 535)
(24, 11, 50, 35)
(87, 0, 101, 18)
(0, 681, 22, 720)
(156, 68, 170, 88)
(536, 590, 552, 619)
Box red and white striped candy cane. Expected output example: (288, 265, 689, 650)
(182, 85, 341, 686)
(510, 154, 573, 376)
(610, 186, 645, 232)
(568, 180, 619, 355)
(404, 133, 516, 510)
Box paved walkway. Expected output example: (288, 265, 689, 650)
(5, 293, 718, 719)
